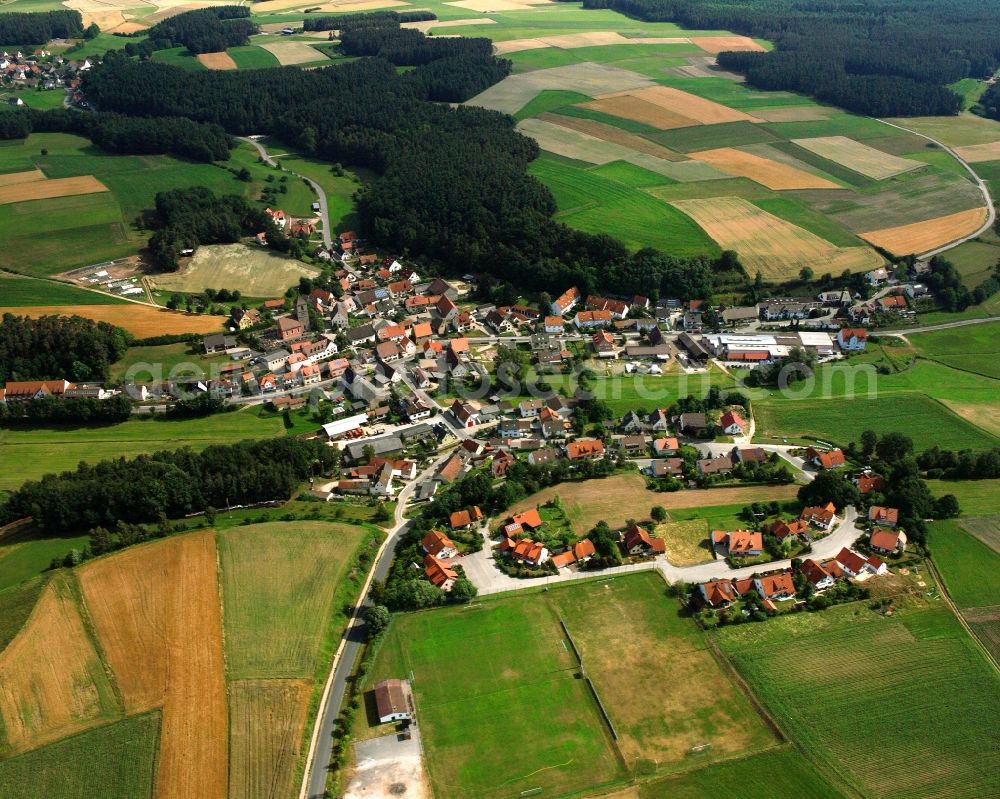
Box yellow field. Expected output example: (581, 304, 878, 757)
(447, 0, 550, 10)
(954, 140, 1000, 163)
(671, 196, 883, 279)
(598, 85, 759, 125)
(0, 169, 45, 187)
(753, 106, 831, 122)
(493, 31, 688, 54)
(79, 532, 228, 799)
(197, 51, 238, 70)
(691, 35, 766, 54)
(0, 304, 224, 336)
(228, 679, 312, 799)
(0, 176, 108, 205)
(260, 41, 325, 65)
(0, 575, 118, 754)
(690, 147, 840, 189)
(792, 135, 924, 179)
(859, 206, 989, 256)
(581, 95, 696, 130)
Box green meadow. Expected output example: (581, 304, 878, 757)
(0, 273, 126, 306)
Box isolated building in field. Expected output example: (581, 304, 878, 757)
(373, 678, 413, 723)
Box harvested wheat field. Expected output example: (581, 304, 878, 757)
(0, 169, 45, 187)
(752, 105, 831, 122)
(537, 113, 686, 160)
(793, 135, 923, 179)
(859, 206, 989, 256)
(0, 575, 119, 754)
(79, 532, 227, 799)
(228, 679, 312, 799)
(591, 85, 759, 126)
(954, 140, 1000, 164)
(0, 304, 224, 336)
(143, 2, 213, 24)
(151, 243, 320, 297)
(0, 176, 108, 205)
(582, 94, 698, 130)
(691, 35, 766, 54)
(690, 147, 840, 189)
(671, 196, 883, 279)
(402, 17, 494, 32)
(447, 0, 550, 10)
(197, 51, 237, 70)
(664, 54, 743, 81)
(261, 41, 325, 65)
(495, 31, 689, 53)
(315, 0, 407, 8)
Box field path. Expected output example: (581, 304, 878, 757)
(876, 118, 995, 258)
(241, 137, 332, 249)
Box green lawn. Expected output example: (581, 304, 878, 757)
(928, 519, 1000, 609)
(0, 90, 65, 110)
(151, 46, 206, 71)
(755, 393, 1000, 451)
(365, 590, 622, 799)
(217, 521, 373, 680)
(0, 712, 160, 799)
(0, 410, 285, 492)
(927, 480, 1000, 516)
(668, 501, 799, 533)
(0, 273, 126, 306)
(0, 529, 90, 591)
(716, 600, 1000, 799)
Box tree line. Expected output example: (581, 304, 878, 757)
(0, 438, 337, 533)
(146, 186, 288, 271)
(302, 9, 435, 32)
(918, 446, 1000, 481)
(0, 314, 130, 383)
(577, 0, 1000, 117)
(0, 394, 132, 426)
(0, 10, 83, 44)
(79, 27, 738, 298)
(0, 107, 232, 163)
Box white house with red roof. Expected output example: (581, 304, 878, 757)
(837, 327, 868, 351)
(719, 410, 746, 435)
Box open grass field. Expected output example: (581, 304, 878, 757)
(886, 114, 1000, 148)
(0, 410, 284, 492)
(197, 51, 238, 70)
(226, 45, 280, 69)
(218, 521, 370, 679)
(0, 175, 108, 204)
(636, 746, 845, 798)
(228, 679, 312, 799)
(151, 243, 320, 297)
(0, 272, 127, 306)
(689, 146, 839, 189)
(927, 519, 1000, 610)
(0, 302, 223, 336)
(366, 593, 621, 799)
(670, 197, 882, 279)
(652, 519, 713, 566)
(716, 600, 1000, 799)
(260, 40, 325, 65)
(0, 575, 48, 650)
(0, 573, 119, 755)
(859, 206, 989, 257)
(792, 136, 923, 179)
(926, 480, 1000, 517)
(958, 514, 1000, 554)
(909, 321, 1000, 379)
(0, 712, 160, 799)
(0, 529, 91, 592)
(109, 342, 230, 384)
(551, 573, 777, 769)
(755, 393, 1000, 452)
(78, 531, 228, 799)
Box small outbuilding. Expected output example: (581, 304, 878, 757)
(373, 678, 413, 724)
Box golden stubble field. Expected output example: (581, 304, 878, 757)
(0, 304, 224, 336)
(78, 532, 228, 799)
(859, 206, 989, 256)
(0, 176, 108, 205)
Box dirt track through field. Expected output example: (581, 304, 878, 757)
(197, 51, 238, 70)
(690, 147, 840, 189)
(0, 576, 118, 753)
(859, 206, 989, 256)
(0, 176, 108, 204)
(0, 304, 224, 337)
(78, 532, 228, 799)
(793, 135, 923, 179)
(672, 196, 882, 279)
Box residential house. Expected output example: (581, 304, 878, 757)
(866, 267, 889, 286)
(697, 454, 734, 476)
(203, 334, 236, 354)
(770, 518, 808, 541)
(676, 412, 711, 436)
(491, 449, 516, 478)
(449, 507, 484, 531)
(424, 555, 458, 591)
(806, 447, 846, 470)
(649, 458, 683, 478)
(712, 530, 763, 557)
(551, 539, 596, 569)
(566, 439, 605, 461)
(619, 435, 648, 457)
(800, 502, 837, 532)
(528, 447, 558, 466)
(435, 294, 458, 322)
(550, 287, 580, 317)
(800, 558, 835, 590)
(837, 327, 868, 351)
(753, 571, 796, 601)
(485, 308, 514, 333)
(835, 547, 870, 578)
(511, 509, 543, 531)
(719, 410, 746, 435)
(509, 538, 549, 566)
(437, 452, 465, 483)
(619, 411, 645, 434)
(699, 579, 737, 608)
(870, 528, 907, 555)
(231, 307, 260, 330)
(573, 310, 613, 329)
(652, 437, 679, 456)
(591, 330, 617, 357)
(543, 316, 564, 334)
(854, 473, 886, 494)
(423, 530, 458, 559)
(450, 399, 480, 428)
(623, 525, 666, 556)
(0, 379, 71, 402)
(869, 506, 900, 527)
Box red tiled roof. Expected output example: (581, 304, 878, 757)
(511, 508, 543, 530)
(422, 530, 456, 557)
(869, 506, 899, 525)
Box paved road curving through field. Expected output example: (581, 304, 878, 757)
(240, 136, 334, 250)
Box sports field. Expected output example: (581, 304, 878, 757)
(717, 600, 1000, 799)
(0, 410, 284, 492)
(150, 243, 320, 297)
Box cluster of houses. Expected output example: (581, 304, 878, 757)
(256, 207, 317, 246)
(0, 378, 117, 403)
(698, 546, 890, 613)
(1, 49, 91, 103)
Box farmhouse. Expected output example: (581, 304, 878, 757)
(423, 530, 458, 559)
(373, 679, 413, 724)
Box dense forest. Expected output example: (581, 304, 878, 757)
(578, 0, 1000, 116)
(79, 22, 734, 298)
(0, 394, 132, 426)
(0, 107, 232, 163)
(147, 187, 287, 270)
(143, 6, 256, 54)
(0, 315, 130, 383)
(302, 9, 435, 32)
(0, 438, 337, 533)
(0, 10, 83, 44)
(975, 80, 1000, 122)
